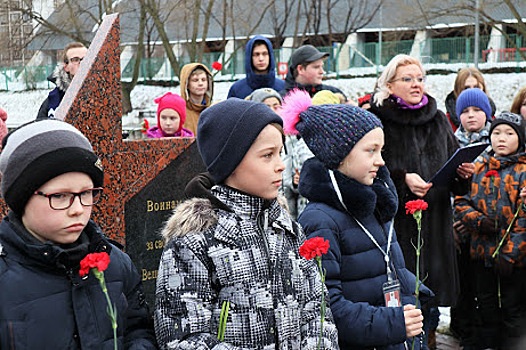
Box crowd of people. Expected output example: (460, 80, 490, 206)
(0, 37, 525, 350)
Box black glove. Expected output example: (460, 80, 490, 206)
(495, 256, 513, 277)
(479, 217, 498, 236)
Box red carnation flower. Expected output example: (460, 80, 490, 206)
(79, 252, 110, 277)
(405, 199, 428, 215)
(299, 237, 330, 260)
(141, 119, 149, 134)
(485, 170, 499, 178)
(212, 61, 222, 71)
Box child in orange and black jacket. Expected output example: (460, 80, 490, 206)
(454, 111, 526, 349)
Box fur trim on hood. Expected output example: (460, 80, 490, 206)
(51, 65, 72, 92)
(161, 198, 217, 242)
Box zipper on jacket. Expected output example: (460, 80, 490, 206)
(258, 210, 272, 273)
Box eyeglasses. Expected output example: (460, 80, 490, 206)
(66, 56, 84, 64)
(390, 76, 425, 84)
(34, 188, 103, 210)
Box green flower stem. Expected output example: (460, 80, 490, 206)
(93, 269, 118, 350)
(411, 211, 423, 350)
(218, 301, 230, 341)
(316, 256, 326, 350)
(492, 206, 521, 259)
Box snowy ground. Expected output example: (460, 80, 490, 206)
(0, 72, 525, 130)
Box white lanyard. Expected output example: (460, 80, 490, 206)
(329, 170, 395, 279)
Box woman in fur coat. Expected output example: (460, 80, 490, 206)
(369, 54, 474, 347)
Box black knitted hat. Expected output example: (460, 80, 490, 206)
(196, 98, 283, 183)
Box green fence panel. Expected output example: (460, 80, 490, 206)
(1, 33, 523, 91)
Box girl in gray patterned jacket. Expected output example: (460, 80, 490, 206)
(154, 98, 339, 349)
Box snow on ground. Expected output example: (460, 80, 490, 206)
(0, 72, 525, 130)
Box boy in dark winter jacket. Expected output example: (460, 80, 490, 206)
(282, 89, 432, 350)
(454, 112, 526, 349)
(0, 120, 157, 349)
(154, 98, 339, 349)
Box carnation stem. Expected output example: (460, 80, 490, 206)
(94, 269, 118, 350)
(316, 256, 325, 350)
(412, 212, 422, 350)
(492, 206, 520, 259)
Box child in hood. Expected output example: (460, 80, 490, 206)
(147, 92, 194, 138)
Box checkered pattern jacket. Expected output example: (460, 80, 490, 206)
(154, 185, 339, 349)
(454, 152, 526, 267)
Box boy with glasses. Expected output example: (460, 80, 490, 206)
(37, 42, 88, 120)
(0, 120, 157, 349)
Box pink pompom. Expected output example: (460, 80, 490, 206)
(281, 89, 312, 135)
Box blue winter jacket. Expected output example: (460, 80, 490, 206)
(227, 36, 285, 99)
(0, 213, 157, 350)
(298, 158, 433, 350)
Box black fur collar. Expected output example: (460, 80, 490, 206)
(299, 158, 398, 223)
(370, 94, 438, 126)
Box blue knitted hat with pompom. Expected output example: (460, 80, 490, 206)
(282, 89, 382, 169)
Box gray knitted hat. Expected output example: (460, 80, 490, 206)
(0, 120, 104, 215)
(248, 88, 283, 104)
(490, 111, 526, 152)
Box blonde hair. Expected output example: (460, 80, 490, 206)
(453, 67, 487, 98)
(511, 86, 526, 115)
(373, 54, 426, 106)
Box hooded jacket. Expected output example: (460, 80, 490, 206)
(154, 184, 340, 350)
(179, 63, 213, 135)
(0, 213, 157, 349)
(227, 36, 285, 99)
(298, 159, 433, 350)
(455, 152, 526, 267)
(36, 66, 72, 120)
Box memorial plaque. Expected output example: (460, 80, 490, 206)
(125, 143, 205, 305)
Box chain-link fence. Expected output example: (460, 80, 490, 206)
(2, 35, 524, 91)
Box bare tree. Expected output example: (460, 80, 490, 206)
(409, 0, 525, 60)
(122, 5, 146, 114)
(138, 0, 182, 75)
(268, 0, 299, 48)
(290, 0, 382, 47)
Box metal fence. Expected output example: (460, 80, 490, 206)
(2, 35, 524, 91)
